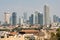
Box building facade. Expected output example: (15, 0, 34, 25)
(12, 12, 17, 26)
(38, 13, 43, 25)
(29, 14, 33, 25)
(53, 15, 59, 23)
(20, 17, 24, 25)
(4, 12, 10, 24)
(33, 11, 39, 24)
(59, 18, 60, 23)
(33, 11, 43, 25)
(44, 5, 50, 25)
(23, 12, 27, 24)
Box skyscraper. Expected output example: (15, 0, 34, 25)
(0, 21, 1, 25)
(4, 12, 10, 24)
(44, 5, 50, 25)
(33, 11, 38, 24)
(59, 18, 60, 23)
(10, 16, 12, 25)
(29, 14, 33, 25)
(53, 15, 57, 22)
(53, 15, 59, 23)
(23, 12, 27, 20)
(33, 11, 43, 25)
(19, 17, 21, 26)
(12, 12, 17, 26)
(38, 13, 43, 25)
(23, 12, 27, 24)
(20, 17, 24, 25)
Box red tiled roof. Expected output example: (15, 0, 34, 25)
(21, 30, 39, 33)
(10, 32, 17, 35)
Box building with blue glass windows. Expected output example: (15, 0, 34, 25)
(38, 13, 43, 25)
(12, 12, 17, 26)
(29, 11, 43, 25)
(29, 14, 33, 25)
(53, 15, 59, 23)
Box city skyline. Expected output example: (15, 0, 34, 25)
(0, 0, 60, 23)
(0, 1, 60, 40)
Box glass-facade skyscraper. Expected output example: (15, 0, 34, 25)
(38, 13, 43, 25)
(23, 12, 27, 24)
(33, 11, 38, 24)
(59, 18, 60, 22)
(33, 11, 43, 25)
(12, 12, 17, 26)
(29, 14, 33, 25)
(23, 12, 27, 20)
(53, 15, 59, 23)
(0, 21, 1, 25)
(19, 17, 21, 25)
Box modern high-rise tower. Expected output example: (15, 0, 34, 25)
(29, 14, 33, 25)
(53, 15, 59, 23)
(33, 11, 43, 25)
(0, 21, 1, 25)
(38, 13, 43, 25)
(23, 12, 27, 20)
(19, 17, 21, 26)
(59, 18, 60, 23)
(4, 12, 10, 24)
(20, 17, 24, 25)
(10, 16, 12, 25)
(23, 12, 27, 24)
(33, 11, 38, 24)
(12, 12, 17, 26)
(44, 5, 50, 25)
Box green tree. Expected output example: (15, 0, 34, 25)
(12, 27, 22, 32)
(56, 32, 60, 40)
(56, 28, 60, 40)
(50, 32, 57, 40)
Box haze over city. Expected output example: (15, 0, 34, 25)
(0, 0, 60, 40)
(0, 0, 60, 23)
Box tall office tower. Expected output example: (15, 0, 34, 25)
(19, 17, 21, 25)
(57, 17, 60, 23)
(53, 15, 57, 22)
(4, 12, 10, 24)
(23, 12, 27, 23)
(53, 15, 59, 23)
(38, 13, 43, 25)
(56, 16, 59, 23)
(58, 18, 60, 23)
(33, 11, 38, 24)
(0, 21, 1, 25)
(20, 17, 24, 25)
(12, 12, 17, 26)
(44, 5, 50, 25)
(10, 16, 12, 25)
(29, 14, 33, 25)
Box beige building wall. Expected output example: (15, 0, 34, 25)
(4, 12, 10, 24)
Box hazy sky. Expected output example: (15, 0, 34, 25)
(0, 0, 60, 23)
